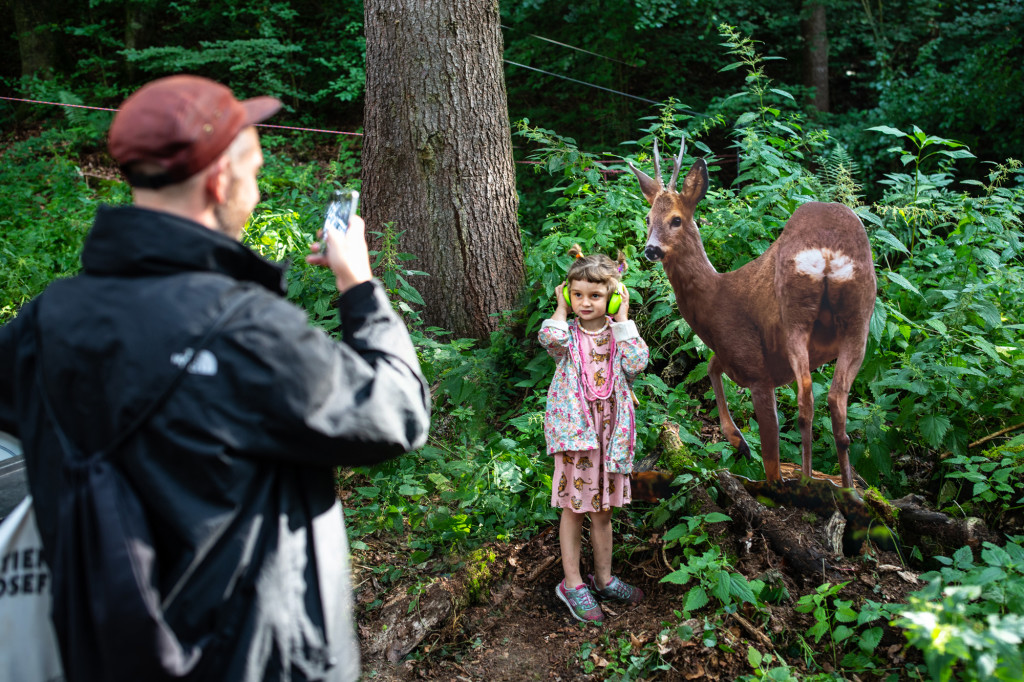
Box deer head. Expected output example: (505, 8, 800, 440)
(628, 138, 709, 262)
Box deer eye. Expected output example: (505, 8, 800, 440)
(671, 216, 682, 227)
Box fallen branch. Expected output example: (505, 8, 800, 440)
(938, 421, 1024, 460)
(525, 554, 558, 584)
(729, 611, 773, 651)
(890, 494, 999, 552)
(715, 470, 836, 584)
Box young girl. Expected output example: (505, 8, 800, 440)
(539, 245, 649, 623)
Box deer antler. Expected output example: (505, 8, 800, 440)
(668, 137, 686, 192)
(652, 137, 663, 188)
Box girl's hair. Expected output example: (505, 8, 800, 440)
(566, 244, 627, 296)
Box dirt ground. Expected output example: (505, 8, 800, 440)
(354, 479, 926, 682)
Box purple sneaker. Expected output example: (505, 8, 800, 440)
(555, 580, 604, 623)
(587, 574, 644, 605)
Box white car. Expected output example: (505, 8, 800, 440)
(0, 431, 20, 461)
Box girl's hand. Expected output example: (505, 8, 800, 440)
(613, 285, 629, 323)
(554, 283, 569, 314)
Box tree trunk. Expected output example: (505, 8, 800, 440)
(125, 1, 157, 81)
(11, 0, 57, 78)
(802, 1, 829, 113)
(362, 0, 524, 339)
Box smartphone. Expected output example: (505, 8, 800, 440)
(320, 189, 359, 254)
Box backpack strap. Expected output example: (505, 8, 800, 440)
(36, 287, 258, 463)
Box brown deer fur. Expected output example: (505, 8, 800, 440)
(629, 140, 876, 488)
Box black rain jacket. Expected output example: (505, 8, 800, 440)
(0, 205, 431, 681)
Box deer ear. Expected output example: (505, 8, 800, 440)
(679, 159, 709, 205)
(628, 161, 661, 205)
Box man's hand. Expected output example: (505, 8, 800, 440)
(306, 215, 373, 293)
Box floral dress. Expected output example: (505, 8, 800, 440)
(549, 321, 635, 513)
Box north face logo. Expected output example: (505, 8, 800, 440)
(170, 348, 219, 376)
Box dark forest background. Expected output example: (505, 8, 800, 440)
(2, 0, 1022, 197)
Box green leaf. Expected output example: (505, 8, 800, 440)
(884, 271, 922, 296)
(859, 626, 883, 652)
(868, 125, 907, 138)
(398, 483, 427, 497)
(713, 570, 731, 603)
(736, 112, 758, 127)
(729, 573, 758, 604)
(684, 586, 709, 612)
(970, 300, 1002, 328)
(833, 624, 854, 642)
(748, 646, 763, 669)
(769, 88, 796, 101)
(920, 413, 951, 447)
(663, 522, 691, 543)
(873, 229, 911, 254)
(869, 299, 886, 343)
(662, 567, 694, 585)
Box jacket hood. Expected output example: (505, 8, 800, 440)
(82, 204, 288, 295)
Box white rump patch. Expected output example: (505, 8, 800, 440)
(793, 248, 855, 282)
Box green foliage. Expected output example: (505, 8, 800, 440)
(661, 544, 764, 616)
(0, 128, 128, 322)
(740, 647, 799, 682)
(895, 542, 1024, 681)
(939, 437, 1024, 526)
(793, 582, 859, 669)
(343, 440, 556, 556)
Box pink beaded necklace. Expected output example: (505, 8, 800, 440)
(573, 319, 615, 401)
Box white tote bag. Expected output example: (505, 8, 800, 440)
(0, 494, 65, 681)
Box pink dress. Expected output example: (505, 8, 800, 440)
(551, 322, 631, 513)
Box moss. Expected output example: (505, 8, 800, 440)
(659, 421, 697, 474)
(464, 547, 499, 605)
(981, 442, 1024, 460)
(863, 487, 898, 525)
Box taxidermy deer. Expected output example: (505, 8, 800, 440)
(629, 140, 876, 489)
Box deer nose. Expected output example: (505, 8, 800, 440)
(645, 244, 664, 261)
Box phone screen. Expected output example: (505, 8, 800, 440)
(321, 189, 359, 253)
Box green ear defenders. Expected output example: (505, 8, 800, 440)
(564, 283, 623, 315)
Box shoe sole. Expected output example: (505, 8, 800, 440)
(554, 585, 603, 623)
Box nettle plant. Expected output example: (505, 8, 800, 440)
(859, 131, 1024, 489)
(895, 541, 1024, 681)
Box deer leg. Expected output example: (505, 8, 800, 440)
(750, 386, 781, 483)
(828, 337, 869, 489)
(708, 355, 749, 458)
(786, 336, 815, 480)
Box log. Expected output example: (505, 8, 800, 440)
(715, 470, 835, 584)
(362, 578, 457, 663)
(890, 494, 999, 553)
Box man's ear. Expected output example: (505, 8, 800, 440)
(203, 155, 231, 204)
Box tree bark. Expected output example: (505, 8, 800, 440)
(802, 1, 829, 113)
(124, 1, 157, 81)
(11, 0, 58, 78)
(362, 0, 524, 339)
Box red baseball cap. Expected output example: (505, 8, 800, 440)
(108, 75, 281, 188)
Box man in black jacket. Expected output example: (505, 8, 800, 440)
(0, 75, 431, 681)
